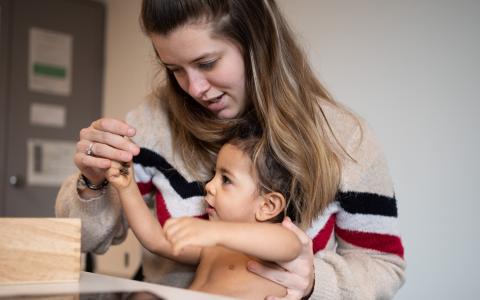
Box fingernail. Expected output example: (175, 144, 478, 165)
(127, 127, 136, 136)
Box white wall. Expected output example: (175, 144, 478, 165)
(103, 1, 480, 298)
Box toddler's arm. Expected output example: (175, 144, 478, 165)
(106, 162, 201, 265)
(165, 217, 302, 262)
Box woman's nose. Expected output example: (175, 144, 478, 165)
(187, 71, 210, 99)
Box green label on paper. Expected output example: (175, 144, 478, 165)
(33, 63, 66, 79)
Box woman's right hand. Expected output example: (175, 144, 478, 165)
(75, 118, 140, 185)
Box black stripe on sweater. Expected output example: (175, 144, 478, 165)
(336, 191, 398, 217)
(133, 148, 204, 199)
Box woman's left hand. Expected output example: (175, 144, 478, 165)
(247, 217, 314, 300)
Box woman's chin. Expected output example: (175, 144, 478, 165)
(215, 110, 235, 119)
(215, 105, 242, 119)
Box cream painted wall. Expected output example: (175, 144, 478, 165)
(102, 1, 480, 298)
(102, 0, 155, 119)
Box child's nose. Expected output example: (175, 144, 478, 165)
(205, 179, 215, 196)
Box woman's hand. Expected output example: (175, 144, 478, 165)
(75, 118, 140, 185)
(247, 217, 314, 300)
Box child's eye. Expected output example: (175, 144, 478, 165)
(222, 175, 231, 184)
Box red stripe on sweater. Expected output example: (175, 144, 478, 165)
(154, 191, 207, 225)
(155, 191, 171, 226)
(312, 214, 336, 253)
(335, 226, 404, 258)
(137, 181, 154, 196)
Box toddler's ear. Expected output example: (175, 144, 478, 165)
(255, 192, 286, 222)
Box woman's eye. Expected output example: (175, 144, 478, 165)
(198, 60, 216, 70)
(165, 65, 184, 75)
(168, 68, 182, 74)
(222, 175, 231, 184)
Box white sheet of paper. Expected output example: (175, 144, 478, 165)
(29, 27, 73, 96)
(27, 139, 77, 187)
(30, 102, 66, 128)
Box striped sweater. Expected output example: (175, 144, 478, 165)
(55, 98, 405, 299)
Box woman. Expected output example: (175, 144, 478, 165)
(56, 0, 405, 299)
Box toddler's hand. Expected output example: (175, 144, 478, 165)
(164, 217, 219, 256)
(106, 160, 133, 190)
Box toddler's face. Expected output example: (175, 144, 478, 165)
(204, 143, 262, 222)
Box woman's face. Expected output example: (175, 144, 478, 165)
(151, 22, 248, 119)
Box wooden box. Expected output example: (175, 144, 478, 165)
(0, 218, 81, 284)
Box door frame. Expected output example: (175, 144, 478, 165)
(0, 0, 11, 215)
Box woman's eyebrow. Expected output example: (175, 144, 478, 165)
(162, 51, 219, 67)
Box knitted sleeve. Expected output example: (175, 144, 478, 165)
(54, 101, 160, 254)
(55, 173, 128, 254)
(311, 115, 406, 299)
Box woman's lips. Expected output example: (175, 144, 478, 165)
(206, 93, 226, 112)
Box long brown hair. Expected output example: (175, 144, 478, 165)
(141, 0, 352, 228)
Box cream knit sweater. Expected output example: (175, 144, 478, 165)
(56, 98, 405, 299)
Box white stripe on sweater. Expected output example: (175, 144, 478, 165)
(336, 209, 400, 236)
(151, 171, 205, 217)
(305, 202, 340, 239)
(134, 164, 154, 183)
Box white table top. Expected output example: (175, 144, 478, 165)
(0, 272, 235, 299)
